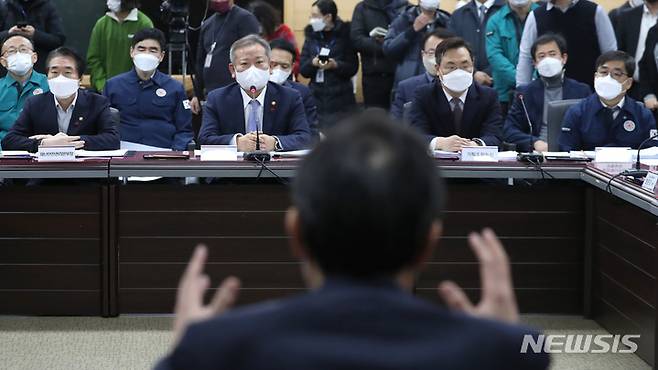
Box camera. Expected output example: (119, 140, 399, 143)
(318, 47, 330, 64)
(160, 0, 189, 45)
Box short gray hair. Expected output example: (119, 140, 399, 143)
(229, 34, 271, 63)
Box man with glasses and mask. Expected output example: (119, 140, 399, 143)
(409, 37, 502, 152)
(1, 47, 119, 152)
(103, 28, 193, 151)
(0, 33, 48, 141)
(559, 50, 656, 151)
(390, 28, 453, 121)
(198, 35, 311, 152)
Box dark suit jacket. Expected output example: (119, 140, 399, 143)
(155, 278, 550, 370)
(613, 5, 643, 59)
(503, 78, 592, 151)
(409, 82, 503, 146)
(198, 82, 311, 150)
(390, 72, 434, 120)
(1, 89, 119, 152)
(639, 23, 658, 100)
(283, 80, 319, 140)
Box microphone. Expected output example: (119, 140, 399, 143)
(244, 86, 271, 163)
(517, 93, 544, 163)
(621, 132, 658, 178)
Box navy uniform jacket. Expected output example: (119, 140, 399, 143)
(504, 78, 592, 152)
(103, 69, 193, 150)
(559, 93, 657, 151)
(155, 278, 550, 370)
(1, 89, 119, 152)
(199, 82, 311, 150)
(409, 82, 503, 146)
(390, 72, 434, 120)
(283, 80, 319, 140)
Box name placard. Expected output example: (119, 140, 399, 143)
(200, 145, 238, 161)
(642, 172, 658, 192)
(460, 146, 499, 162)
(37, 145, 76, 162)
(594, 147, 632, 163)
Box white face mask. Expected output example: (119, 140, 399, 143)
(441, 68, 473, 93)
(48, 75, 80, 99)
(235, 65, 270, 92)
(6, 52, 33, 76)
(309, 17, 326, 32)
(420, 0, 440, 11)
(594, 75, 624, 101)
(269, 67, 291, 85)
(509, 0, 530, 7)
(422, 56, 437, 76)
(133, 53, 161, 72)
(536, 57, 563, 78)
(107, 0, 121, 13)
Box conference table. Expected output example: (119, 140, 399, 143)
(1, 154, 657, 365)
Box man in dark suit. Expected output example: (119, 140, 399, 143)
(409, 37, 502, 151)
(155, 111, 550, 370)
(1, 47, 119, 152)
(612, 0, 658, 100)
(198, 35, 311, 152)
(504, 33, 591, 152)
(269, 38, 319, 141)
(390, 28, 454, 121)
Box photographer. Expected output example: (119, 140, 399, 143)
(300, 0, 358, 129)
(0, 0, 65, 74)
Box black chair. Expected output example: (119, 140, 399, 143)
(547, 99, 582, 151)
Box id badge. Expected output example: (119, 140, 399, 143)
(315, 69, 325, 83)
(204, 42, 216, 68)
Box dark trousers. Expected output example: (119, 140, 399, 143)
(362, 73, 394, 109)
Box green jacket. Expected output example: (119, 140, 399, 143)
(0, 70, 49, 143)
(485, 4, 538, 103)
(86, 9, 153, 92)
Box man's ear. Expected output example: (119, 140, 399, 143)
(285, 207, 309, 260)
(562, 53, 568, 65)
(228, 63, 236, 79)
(158, 51, 165, 63)
(31, 52, 37, 65)
(413, 220, 443, 269)
(129, 46, 135, 59)
(0, 57, 6, 69)
(624, 78, 633, 92)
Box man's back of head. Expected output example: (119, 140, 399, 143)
(291, 110, 444, 280)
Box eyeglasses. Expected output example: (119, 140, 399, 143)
(596, 67, 627, 80)
(2, 47, 33, 56)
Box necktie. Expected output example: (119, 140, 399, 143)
(247, 99, 261, 133)
(451, 97, 463, 134)
(479, 4, 487, 24)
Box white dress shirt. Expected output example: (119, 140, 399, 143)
(230, 86, 267, 145)
(634, 5, 658, 81)
(54, 91, 78, 134)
